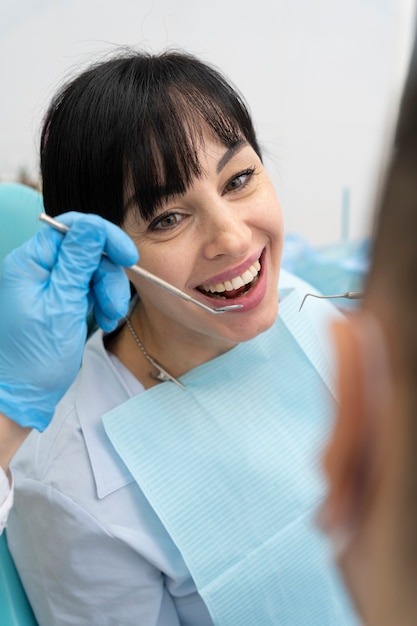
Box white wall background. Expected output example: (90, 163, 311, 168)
(1, 0, 415, 244)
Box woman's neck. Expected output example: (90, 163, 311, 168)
(107, 299, 237, 388)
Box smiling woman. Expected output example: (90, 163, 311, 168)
(8, 49, 358, 625)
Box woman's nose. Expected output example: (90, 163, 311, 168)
(201, 203, 252, 259)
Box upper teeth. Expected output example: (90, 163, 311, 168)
(200, 261, 261, 293)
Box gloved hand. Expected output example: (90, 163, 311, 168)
(0, 212, 138, 431)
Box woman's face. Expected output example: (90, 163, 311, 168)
(123, 137, 284, 353)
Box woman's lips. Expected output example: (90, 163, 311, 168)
(197, 249, 263, 287)
(195, 249, 268, 313)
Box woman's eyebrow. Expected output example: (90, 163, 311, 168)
(216, 140, 247, 174)
(124, 140, 248, 210)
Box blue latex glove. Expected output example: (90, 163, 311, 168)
(0, 212, 138, 431)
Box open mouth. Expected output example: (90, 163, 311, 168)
(197, 259, 261, 300)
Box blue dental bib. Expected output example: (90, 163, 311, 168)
(103, 274, 358, 625)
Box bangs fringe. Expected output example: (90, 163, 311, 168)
(127, 84, 246, 221)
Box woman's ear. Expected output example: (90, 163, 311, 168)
(320, 314, 391, 543)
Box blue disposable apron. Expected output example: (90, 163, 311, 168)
(103, 282, 358, 625)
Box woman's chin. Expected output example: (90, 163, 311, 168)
(222, 297, 279, 344)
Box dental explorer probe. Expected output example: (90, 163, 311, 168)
(299, 291, 363, 312)
(39, 213, 243, 315)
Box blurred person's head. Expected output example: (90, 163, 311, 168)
(322, 31, 417, 626)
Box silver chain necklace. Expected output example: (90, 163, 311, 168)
(124, 317, 186, 390)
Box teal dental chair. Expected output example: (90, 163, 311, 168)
(0, 182, 44, 274)
(0, 532, 37, 625)
(0, 182, 42, 625)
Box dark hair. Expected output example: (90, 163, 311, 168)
(365, 28, 417, 563)
(365, 34, 417, 385)
(40, 49, 262, 225)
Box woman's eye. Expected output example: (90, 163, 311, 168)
(149, 212, 184, 231)
(224, 168, 255, 193)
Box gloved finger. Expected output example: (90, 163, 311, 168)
(49, 216, 116, 295)
(56, 212, 138, 266)
(50, 213, 138, 297)
(90, 257, 132, 329)
(93, 310, 118, 333)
